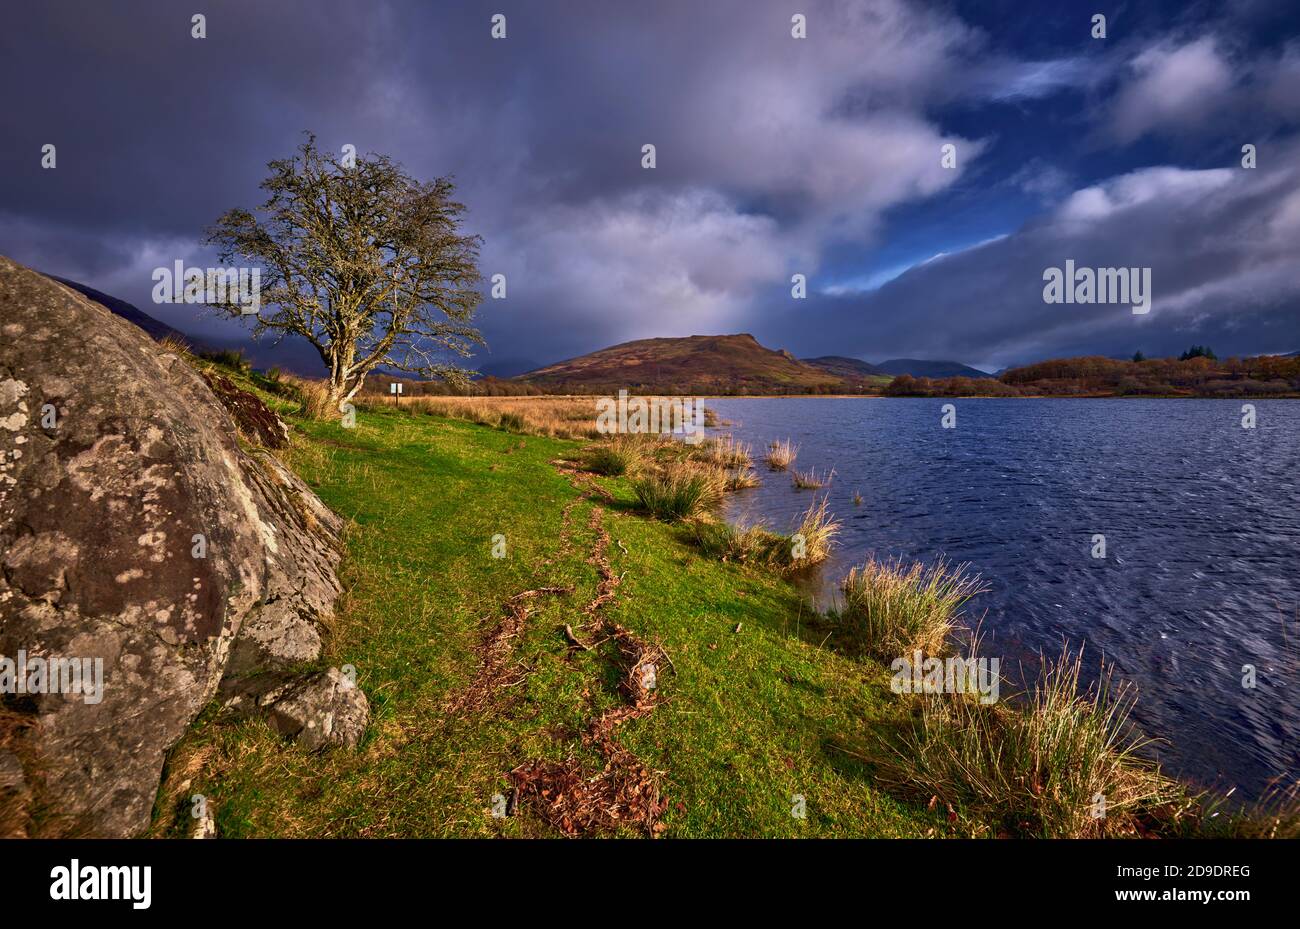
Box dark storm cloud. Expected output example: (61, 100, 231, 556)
(1, 0, 1297, 372)
(0, 0, 986, 367)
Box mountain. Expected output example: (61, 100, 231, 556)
(46, 274, 193, 343)
(515, 333, 859, 394)
(873, 358, 994, 378)
(801, 355, 884, 378)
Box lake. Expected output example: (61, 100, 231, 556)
(708, 397, 1299, 800)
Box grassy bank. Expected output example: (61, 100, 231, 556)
(151, 362, 1296, 838)
(152, 366, 954, 837)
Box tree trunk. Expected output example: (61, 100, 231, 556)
(323, 343, 355, 419)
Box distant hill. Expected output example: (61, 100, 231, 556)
(515, 334, 860, 394)
(46, 274, 194, 344)
(874, 358, 994, 378)
(802, 355, 884, 378)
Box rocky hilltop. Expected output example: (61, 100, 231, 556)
(515, 333, 861, 394)
(0, 256, 366, 837)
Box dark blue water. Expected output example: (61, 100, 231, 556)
(709, 397, 1299, 800)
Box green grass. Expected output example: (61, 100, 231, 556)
(152, 364, 948, 838)
(153, 362, 1292, 839)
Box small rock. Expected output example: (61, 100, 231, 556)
(264, 667, 369, 752)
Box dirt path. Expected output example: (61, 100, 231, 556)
(508, 505, 671, 836)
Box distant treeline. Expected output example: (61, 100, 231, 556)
(364, 377, 862, 397)
(885, 354, 1300, 398)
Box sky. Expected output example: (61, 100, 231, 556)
(2, 0, 1299, 376)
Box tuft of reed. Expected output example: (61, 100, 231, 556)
(764, 438, 798, 471)
(724, 467, 760, 491)
(631, 462, 726, 521)
(686, 520, 788, 566)
(1217, 780, 1300, 839)
(833, 557, 986, 660)
(852, 490, 863, 506)
(876, 648, 1195, 838)
(581, 437, 645, 476)
(694, 434, 753, 470)
(687, 496, 838, 571)
(786, 494, 840, 566)
(791, 466, 834, 490)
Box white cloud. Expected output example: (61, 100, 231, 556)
(1055, 167, 1235, 223)
(1109, 38, 1235, 142)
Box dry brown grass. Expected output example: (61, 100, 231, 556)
(369, 395, 604, 439)
(274, 373, 334, 420)
(877, 648, 1197, 838)
(836, 557, 987, 659)
(158, 333, 194, 358)
(789, 494, 841, 565)
(290, 383, 709, 443)
(693, 434, 752, 469)
(631, 461, 727, 521)
(724, 467, 761, 490)
(765, 438, 798, 470)
(791, 466, 834, 489)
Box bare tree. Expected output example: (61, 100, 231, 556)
(206, 133, 484, 413)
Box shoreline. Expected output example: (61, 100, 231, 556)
(158, 358, 1295, 838)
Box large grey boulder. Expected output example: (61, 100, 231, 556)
(0, 256, 363, 837)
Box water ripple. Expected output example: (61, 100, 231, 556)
(713, 397, 1300, 799)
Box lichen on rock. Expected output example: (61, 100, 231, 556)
(0, 256, 366, 837)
